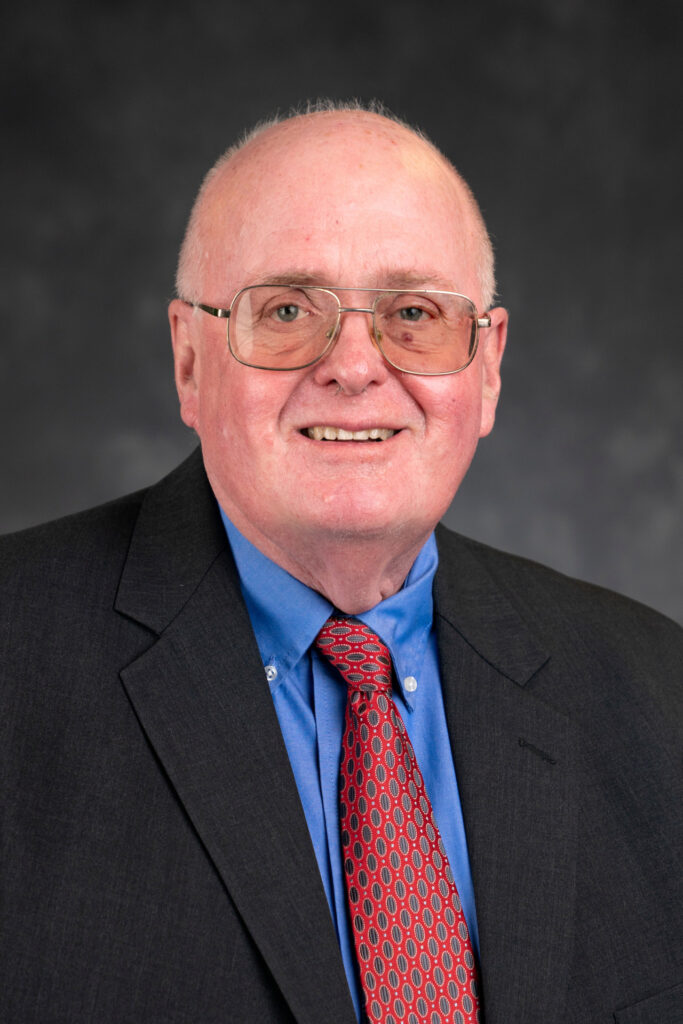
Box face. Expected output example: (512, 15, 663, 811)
(169, 114, 507, 569)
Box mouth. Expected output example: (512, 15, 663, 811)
(303, 426, 398, 442)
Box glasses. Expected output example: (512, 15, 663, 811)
(192, 284, 492, 375)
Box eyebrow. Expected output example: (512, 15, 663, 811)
(250, 269, 460, 291)
(253, 272, 324, 287)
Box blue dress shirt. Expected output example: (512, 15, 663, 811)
(221, 511, 479, 1021)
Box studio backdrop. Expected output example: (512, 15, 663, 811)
(2, 0, 681, 621)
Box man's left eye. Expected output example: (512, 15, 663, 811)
(398, 306, 427, 322)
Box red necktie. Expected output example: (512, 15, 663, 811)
(315, 616, 481, 1024)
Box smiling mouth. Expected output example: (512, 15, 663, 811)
(304, 426, 397, 441)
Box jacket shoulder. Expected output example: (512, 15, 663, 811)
(0, 488, 147, 587)
(435, 524, 683, 694)
(0, 449, 208, 588)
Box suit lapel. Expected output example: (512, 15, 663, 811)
(115, 451, 355, 1024)
(434, 527, 579, 1024)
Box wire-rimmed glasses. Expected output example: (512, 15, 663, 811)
(192, 284, 492, 376)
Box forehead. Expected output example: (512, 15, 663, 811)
(199, 114, 480, 297)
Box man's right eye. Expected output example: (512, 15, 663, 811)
(273, 304, 302, 323)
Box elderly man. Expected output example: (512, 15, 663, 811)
(1, 105, 681, 1024)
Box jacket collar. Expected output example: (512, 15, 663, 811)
(115, 447, 227, 633)
(434, 522, 550, 686)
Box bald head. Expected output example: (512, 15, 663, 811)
(175, 105, 496, 310)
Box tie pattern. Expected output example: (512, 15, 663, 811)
(316, 616, 481, 1024)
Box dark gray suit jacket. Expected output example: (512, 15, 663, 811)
(1, 450, 681, 1023)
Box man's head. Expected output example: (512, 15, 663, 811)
(169, 103, 507, 609)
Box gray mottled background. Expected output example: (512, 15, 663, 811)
(2, 0, 681, 621)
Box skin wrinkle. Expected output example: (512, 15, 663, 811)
(169, 110, 507, 613)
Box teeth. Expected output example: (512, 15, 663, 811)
(306, 426, 396, 442)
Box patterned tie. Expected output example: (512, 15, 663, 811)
(315, 616, 481, 1024)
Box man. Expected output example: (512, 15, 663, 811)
(1, 104, 681, 1024)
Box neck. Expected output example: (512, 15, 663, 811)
(287, 537, 429, 615)
(225, 511, 430, 614)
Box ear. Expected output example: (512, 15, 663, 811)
(478, 306, 508, 438)
(168, 299, 200, 431)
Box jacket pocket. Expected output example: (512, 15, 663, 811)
(614, 982, 683, 1023)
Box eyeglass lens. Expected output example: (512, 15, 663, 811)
(229, 285, 477, 374)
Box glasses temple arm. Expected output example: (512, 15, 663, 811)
(194, 303, 231, 319)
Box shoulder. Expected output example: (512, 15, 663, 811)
(0, 491, 153, 685)
(0, 449, 210, 596)
(0, 487, 147, 596)
(436, 522, 681, 634)
(0, 448, 227, 650)
(435, 523, 682, 708)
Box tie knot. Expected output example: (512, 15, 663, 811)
(315, 616, 393, 692)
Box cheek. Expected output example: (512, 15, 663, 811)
(411, 373, 484, 450)
(194, 358, 246, 460)
(198, 365, 294, 459)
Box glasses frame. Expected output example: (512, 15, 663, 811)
(190, 284, 492, 376)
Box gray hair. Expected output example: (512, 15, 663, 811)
(175, 99, 496, 309)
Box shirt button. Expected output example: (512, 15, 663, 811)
(265, 664, 278, 682)
(404, 676, 418, 693)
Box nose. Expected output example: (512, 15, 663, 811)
(312, 306, 390, 395)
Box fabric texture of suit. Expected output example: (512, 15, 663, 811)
(1, 448, 681, 1023)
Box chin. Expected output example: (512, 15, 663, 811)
(300, 498, 429, 543)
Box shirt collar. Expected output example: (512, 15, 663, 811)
(221, 509, 438, 709)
